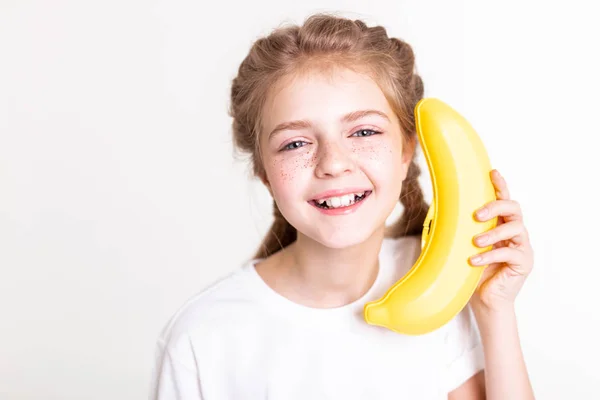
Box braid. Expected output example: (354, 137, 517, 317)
(253, 200, 297, 259)
(387, 152, 430, 239)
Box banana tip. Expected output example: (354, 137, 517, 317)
(364, 302, 389, 327)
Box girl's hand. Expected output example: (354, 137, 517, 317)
(468, 169, 534, 314)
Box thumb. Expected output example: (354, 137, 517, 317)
(478, 267, 525, 304)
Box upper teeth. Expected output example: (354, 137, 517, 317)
(317, 192, 365, 208)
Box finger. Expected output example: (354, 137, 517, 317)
(492, 169, 510, 200)
(473, 220, 529, 248)
(475, 199, 523, 222)
(469, 247, 529, 274)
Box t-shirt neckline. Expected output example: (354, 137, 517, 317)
(242, 239, 394, 326)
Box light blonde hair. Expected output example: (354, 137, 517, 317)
(229, 13, 430, 259)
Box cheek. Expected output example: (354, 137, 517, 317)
(266, 148, 315, 197)
(351, 140, 400, 181)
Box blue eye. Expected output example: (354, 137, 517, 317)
(352, 129, 381, 137)
(280, 129, 381, 152)
(282, 141, 307, 151)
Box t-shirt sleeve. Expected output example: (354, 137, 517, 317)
(444, 304, 485, 393)
(149, 338, 204, 400)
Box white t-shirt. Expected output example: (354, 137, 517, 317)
(149, 235, 485, 400)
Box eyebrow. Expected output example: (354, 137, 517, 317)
(267, 109, 391, 140)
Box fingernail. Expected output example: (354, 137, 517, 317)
(476, 207, 488, 218)
(470, 255, 483, 264)
(475, 234, 488, 245)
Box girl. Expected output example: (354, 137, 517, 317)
(150, 13, 535, 400)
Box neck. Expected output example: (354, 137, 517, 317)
(280, 227, 385, 308)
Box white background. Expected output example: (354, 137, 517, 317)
(1, 0, 598, 399)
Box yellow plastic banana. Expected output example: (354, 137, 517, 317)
(363, 98, 498, 335)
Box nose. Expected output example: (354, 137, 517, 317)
(314, 140, 355, 179)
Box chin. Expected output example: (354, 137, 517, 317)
(286, 201, 392, 249)
(301, 223, 378, 250)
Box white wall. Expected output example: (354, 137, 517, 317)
(1, 0, 598, 398)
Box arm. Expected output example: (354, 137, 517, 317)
(448, 307, 534, 400)
(474, 306, 534, 400)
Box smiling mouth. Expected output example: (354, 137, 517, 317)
(310, 190, 372, 209)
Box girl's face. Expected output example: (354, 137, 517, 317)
(259, 67, 414, 249)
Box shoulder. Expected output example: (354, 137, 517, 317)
(154, 260, 262, 353)
(443, 304, 484, 392)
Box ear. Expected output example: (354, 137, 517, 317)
(259, 171, 273, 196)
(401, 136, 417, 180)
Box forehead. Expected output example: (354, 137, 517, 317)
(261, 67, 395, 132)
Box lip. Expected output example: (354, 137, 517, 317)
(309, 190, 372, 216)
(310, 187, 372, 202)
